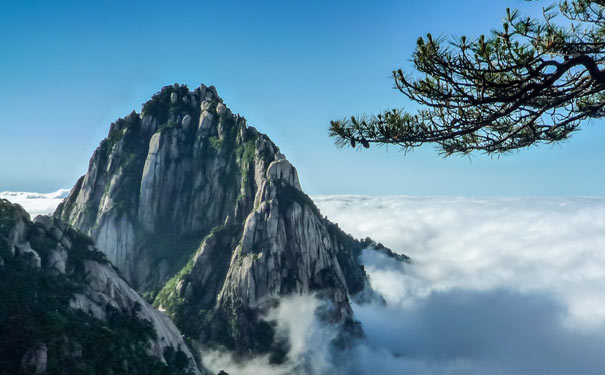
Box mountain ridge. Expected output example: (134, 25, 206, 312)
(54, 83, 405, 361)
(0, 198, 202, 374)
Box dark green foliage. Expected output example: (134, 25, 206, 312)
(142, 229, 208, 284)
(163, 346, 191, 373)
(199, 305, 286, 364)
(359, 237, 410, 263)
(325, 223, 410, 296)
(151, 223, 287, 363)
(208, 136, 222, 152)
(204, 114, 242, 190)
(0, 200, 18, 261)
(238, 140, 256, 168)
(0, 202, 194, 374)
(236, 139, 257, 196)
(0, 199, 16, 239)
(152, 256, 196, 332)
(216, 115, 238, 154)
(26, 223, 56, 259)
(63, 226, 109, 282)
(0, 250, 192, 375)
(325, 221, 371, 296)
(330, 1, 605, 155)
(154, 225, 240, 339)
(107, 116, 147, 217)
(0, 252, 79, 374)
(0, 241, 10, 265)
(142, 289, 159, 305)
(275, 184, 321, 218)
(142, 85, 196, 125)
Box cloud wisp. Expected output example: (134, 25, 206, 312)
(201, 295, 338, 375)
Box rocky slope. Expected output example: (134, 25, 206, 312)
(55, 83, 401, 359)
(0, 199, 202, 374)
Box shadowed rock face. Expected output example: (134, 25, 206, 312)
(0, 199, 202, 374)
(54, 83, 386, 357)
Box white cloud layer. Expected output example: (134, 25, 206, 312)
(5, 191, 605, 374)
(0, 189, 70, 217)
(313, 195, 605, 329)
(314, 195, 605, 374)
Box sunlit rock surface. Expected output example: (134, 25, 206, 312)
(55, 83, 401, 358)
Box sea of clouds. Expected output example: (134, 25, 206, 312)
(0, 189, 70, 217)
(314, 195, 605, 375)
(4, 191, 605, 374)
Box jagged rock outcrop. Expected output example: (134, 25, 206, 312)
(55, 83, 397, 359)
(0, 199, 202, 374)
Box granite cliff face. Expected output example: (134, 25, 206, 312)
(55, 83, 393, 358)
(0, 199, 202, 374)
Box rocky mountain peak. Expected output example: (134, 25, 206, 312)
(54, 83, 397, 360)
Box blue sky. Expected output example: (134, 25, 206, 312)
(1, 0, 603, 195)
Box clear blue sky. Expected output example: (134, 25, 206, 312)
(1, 0, 603, 195)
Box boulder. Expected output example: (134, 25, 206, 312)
(200, 100, 212, 112)
(49, 227, 63, 241)
(267, 159, 302, 190)
(47, 247, 68, 274)
(216, 103, 226, 116)
(33, 215, 53, 231)
(15, 242, 41, 269)
(198, 111, 214, 130)
(182, 114, 192, 129)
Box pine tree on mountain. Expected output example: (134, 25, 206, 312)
(330, 0, 604, 155)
